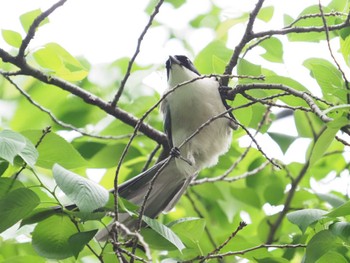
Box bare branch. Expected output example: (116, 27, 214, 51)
(223, 0, 266, 85)
(253, 20, 350, 39)
(286, 11, 347, 28)
(230, 83, 333, 123)
(0, 54, 168, 145)
(111, 0, 164, 107)
(193, 243, 306, 260)
(192, 160, 270, 185)
(110, 221, 152, 262)
(18, 0, 67, 58)
(1, 74, 131, 140)
(197, 221, 247, 263)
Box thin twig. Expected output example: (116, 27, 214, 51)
(18, 0, 67, 58)
(1, 74, 132, 140)
(192, 161, 270, 185)
(111, 0, 164, 107)
(188, 243, 306, 260)
(318, 1, 350, 107)
(336, 135, 350, 146)
(223, 0, 266, 85)
(13, 126, 51, 180)
(198, 221, 247, 263)
(286, 11, 347, 28)
(110, 221, 152, 262)
(230, 83, 333, 123)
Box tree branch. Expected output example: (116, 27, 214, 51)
(197, 221, 247, 263)
(229, 83, 333, 123)
(17, 0, 67, 58)
(111, 0, 164, 107)
(0, 52, 168, 145)
(190, 243, 306, 260)
(222, 0, 266, 85)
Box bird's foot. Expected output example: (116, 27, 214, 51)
(170, 147, 193, 166)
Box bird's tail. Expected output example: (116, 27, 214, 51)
(95, 158, 193, 241)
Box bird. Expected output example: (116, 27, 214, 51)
(59, 55, 236, 241)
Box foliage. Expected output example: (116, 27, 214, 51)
(0, 0, 350, 262)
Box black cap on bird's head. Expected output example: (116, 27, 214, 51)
(166, 55, 200, 79)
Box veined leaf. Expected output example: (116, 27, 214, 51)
(304, 58, 345, 103)
(287, 209, 327, 233)
(33, 43, 88, 81)
(22, 130, 87, 169)
(0, 130, 26, 164)
(53, 164, 109, 213)
(143, 216, 185, 252)
(0, 188, 40, 233)
(32, 215, 77, 259)
(327, 199, 350, 217)
(304, 230, 340, 263)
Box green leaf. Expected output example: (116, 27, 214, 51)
(268, 132, 296, 153)
(169, 217, 206, 242)
(309, 126, 339, 166)
(256, 258, 290, 263)
(263, 182, 284, 205)
(33, 43, 88, 81)
(316, 251, 348, 263)
(237, 59, 262, 83)
(53, 164, 109, 213)
(216, 14, 248, 39)
(165, 0, 185, 8)
(21, 207, 58, 227)
(287, 209, 327, 233)
(340, 35, 350, 66)
(304, 58, 345, 103)
(0, 178, 25, 199)
(330, 222, 350, 242)
(32, 215, 77, 259)
(68, 230, 98, 258)
(22, 130, 87, 169)
(1, 29, 22, 48)
(0, 188, 40, 233)
(0, 160, 9, 176)
(0, 130, 26, 164)
(20, 9, 49, 33)
(17, 137, 39, 168)
(305, 230, 341, 263)
(1, 255, 46, 263)
(259, 37, 283, 63)
(327, 199, 350, 217)
(294, 111, 323, 138)
(194, 40, 232, 74)
(257, 6, 274, 22)
(316, 193, 345, 208)
(143, 216, 185, 252)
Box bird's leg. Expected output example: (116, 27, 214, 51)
(170, 147, 193, 166)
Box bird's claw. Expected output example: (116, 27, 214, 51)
(170, 147, 193, 166)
